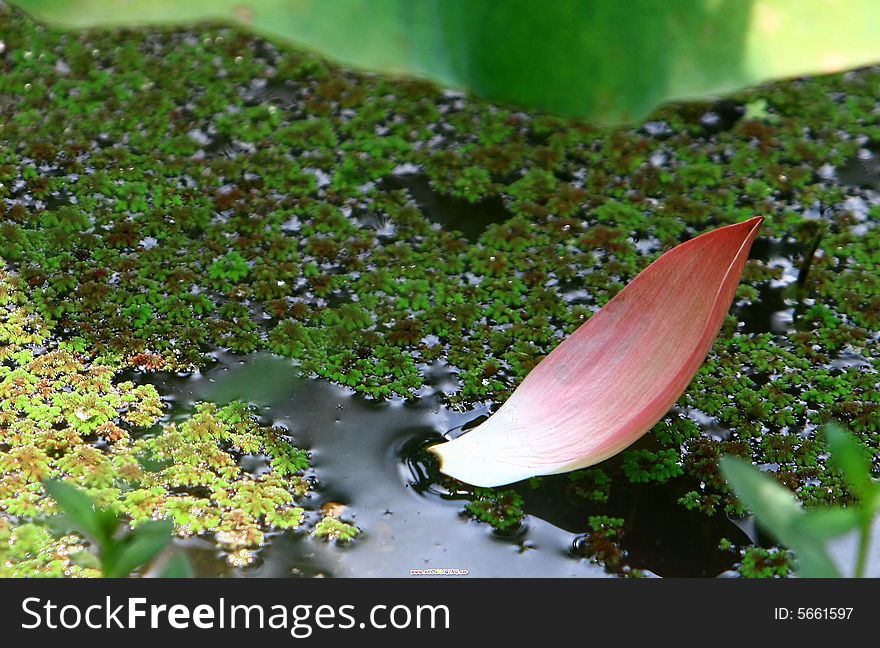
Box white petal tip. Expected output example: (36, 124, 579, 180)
(428, 441, 537, 488)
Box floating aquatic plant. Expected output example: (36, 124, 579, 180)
(0, 262, 317, 574)
(430, 217, 763, 486)
(312, 515, 360, 544)
(464, 488, 525, 532)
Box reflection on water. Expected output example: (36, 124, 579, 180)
(139, 352, 758, 578)
(379, 172, 512, 242)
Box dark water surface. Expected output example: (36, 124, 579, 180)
(380, 172, 512, 242)
(139, 352, 756, 578)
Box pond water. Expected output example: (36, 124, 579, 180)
(2, 6, 877, 582)
(379, 171, 512, 242)
(139, 352, 756, 578)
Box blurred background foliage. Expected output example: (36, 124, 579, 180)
(12, 0, 880, 122)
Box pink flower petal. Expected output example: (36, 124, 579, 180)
(430, 217, 763, 487)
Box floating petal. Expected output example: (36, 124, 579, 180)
(430, 217, 763, 487)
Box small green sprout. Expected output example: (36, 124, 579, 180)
(720, 423, 879, 578)
(44, 479, 191, 578)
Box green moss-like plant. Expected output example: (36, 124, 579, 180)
(0, 264, 314, 575)
(737, 547, 793, 579)
(464, 488, 525, 532)
(312, 515, 360, 543)
(572, 516, 642, 577)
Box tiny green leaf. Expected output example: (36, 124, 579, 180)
(94, 509, 122, 543)
(43, 479, 103, 541)
(104, 520, 174, 578)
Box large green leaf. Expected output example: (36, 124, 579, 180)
(11, 0, 880, 122)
